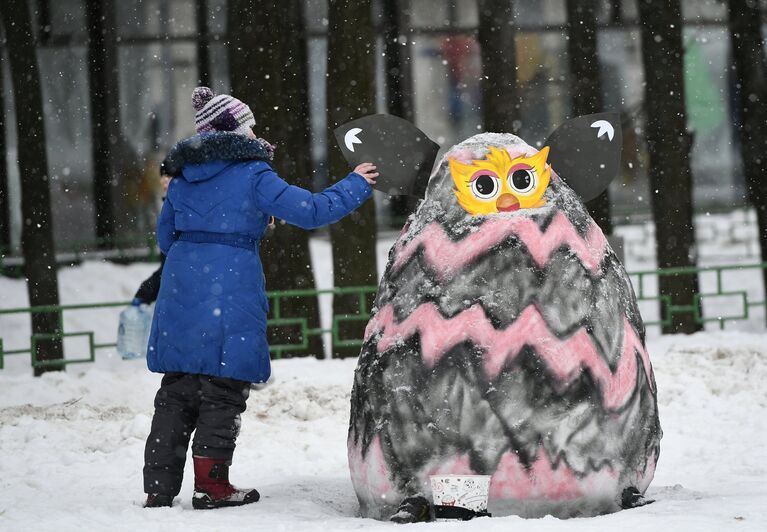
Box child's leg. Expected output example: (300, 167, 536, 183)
(192, 375, 249, 459)
(143, 372, 201, 496)
(191, 376, 258, 508)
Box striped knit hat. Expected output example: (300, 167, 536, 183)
(192, 86, 255, 136)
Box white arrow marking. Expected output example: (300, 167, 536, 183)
(344, 128, 363, 152)
(590, 120, 615, 141)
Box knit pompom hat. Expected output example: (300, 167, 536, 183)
(192, 86, 255, 136)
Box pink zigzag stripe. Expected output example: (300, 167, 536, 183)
(391, 212, 608, 280)
(365, 303, 653, 410)
(348, 435, 395, 500)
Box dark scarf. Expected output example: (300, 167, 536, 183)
(161, 132, 274, 176)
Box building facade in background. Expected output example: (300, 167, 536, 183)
(0, 0, 756, 253)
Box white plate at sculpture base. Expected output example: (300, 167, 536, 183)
(430, 474, 491, 515)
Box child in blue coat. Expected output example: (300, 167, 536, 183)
(143, 87, 377, 509)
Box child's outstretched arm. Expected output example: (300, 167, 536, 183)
(251, 162, 378, 230)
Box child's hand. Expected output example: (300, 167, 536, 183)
(354, 163, 379, 185)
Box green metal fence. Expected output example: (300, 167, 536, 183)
(0, 286, 377, 370)
(1, 264, 765, 370)
(628, 263, 767, 329)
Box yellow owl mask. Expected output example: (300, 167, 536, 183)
(449, 146, 551, 216)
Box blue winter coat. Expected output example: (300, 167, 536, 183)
(147, 133, 372, 383)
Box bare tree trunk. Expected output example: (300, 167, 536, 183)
(638, 0, 701, 334)
(196, 0, 211, 87)
(326, 0, 378, 358)
(0, 0, 64, 373)
(38, 0, 52, 45)
(228, 0, 323, 358)
(727, 0, 767, 326)
(382, 0, 414, 122)
(477, 0, 520, 133)
(382, 0, 417, 225)
(0, 51, 10, 254)
(609, 0, 623, 24)
(565, 0, 612, 235)
(86, 0, 116, 248)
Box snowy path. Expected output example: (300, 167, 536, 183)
(1, 333, 765, 531)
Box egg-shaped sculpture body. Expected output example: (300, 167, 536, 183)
(348, 133, 661, 519)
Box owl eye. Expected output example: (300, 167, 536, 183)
(508, 168, 537, 195)
(470, 172, 500, 200)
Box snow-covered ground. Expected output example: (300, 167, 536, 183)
(1, 215, 766, 531)
(0, 332, 765, 531)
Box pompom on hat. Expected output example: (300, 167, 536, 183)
(192, 86, 255, 136)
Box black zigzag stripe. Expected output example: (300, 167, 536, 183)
(396, 205, 566, 249)
(388, 221, 612, 291)
(375, 243, 644, 368)
(349, 333, 660, 493)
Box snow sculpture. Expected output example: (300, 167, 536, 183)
(338, 114, 662, 519)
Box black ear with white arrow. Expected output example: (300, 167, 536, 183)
(543, 112, 622, 202)
(334, 114, 440, 198)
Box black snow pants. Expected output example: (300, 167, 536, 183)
(143, 372, 250, 496)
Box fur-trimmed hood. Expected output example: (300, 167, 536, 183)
(161, 132, 273, 179)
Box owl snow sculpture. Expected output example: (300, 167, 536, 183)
(335, 114, 661, 522)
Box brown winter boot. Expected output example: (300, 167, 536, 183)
(192, 456, 260, 510)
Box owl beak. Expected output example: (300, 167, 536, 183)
(496, 193, 520, 212)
